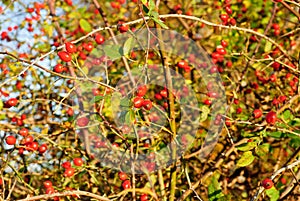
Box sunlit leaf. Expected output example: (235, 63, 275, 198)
(237, 151, 255, 167)
(79, 19, 92, 32)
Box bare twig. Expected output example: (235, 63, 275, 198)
(16, 190, 111, 201)
(250, 159, 300, 201)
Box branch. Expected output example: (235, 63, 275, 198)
(16, 190, 111, 201)
(250, 159, 300, 201)
(0, 51, 115, 90)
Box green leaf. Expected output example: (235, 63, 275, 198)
(151, 13, 168, 29)
(266, 187, 279, 201)
(264, 41, 272, 52)
(120, 97, 131, 107)
(36, 42, 51, 53)
(91, 96, 104, 103)
(81, 66, 89, 75)
(43, 24, 54, 37)
(79, 19, 92, 32)
(148, 0, 156, 13)
(237, 151, 255, 167)
(123, 37, 135, 57)
(236, 142, 257, 151)
(0, 114, 6, 120)
(199, 106, 210, 122)
(143, 4, 149, 14)
(103, 45, 122, 60)
(255, 143, 270, 158)
(267, 131, 284, 138)
(0, 100, 3, 110)
(208, 173, 226, 201)
(282, 110, 294, 121)
(125, 110, 135, 125)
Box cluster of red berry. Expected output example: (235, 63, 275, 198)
(133, 85, 153, 110)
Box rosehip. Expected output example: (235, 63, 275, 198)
(262, 178, 273, 189)
(77, 117, 89, 127)
(5, 136, 16, 145)
(65, 42, 77, 53)
(122, 180, 131, 189)
(266, 111, 277, 125)
(133, 97, 144, 108)
(58, 51, 72, 62)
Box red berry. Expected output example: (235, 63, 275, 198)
(62, 161, 71, 169)
(216, 46, 226, 55)
(207, 91, 218, 98)
(225, 6, 232, 15)
(1, 31, 8, 40)
(117, 0, 126, 4)
(58, 51, 72, 62)
(73, 158, 84, 166)
(64, 168, 75, 177)
(118, 172, 128, 181)
(262, 178, 274, 189)
(67, 108, 74, 116)
(140, 194, 148, 201)
(21, 114, 27, 120)
(160, 89, 168, 98)
(143, 99, 153, 110)
(92, 88, 102, 96)
(272, 23, 280, 30)
(122, 180, 131, 189)
(154, 93, 163, 100)
(19, 128, 29, 137)
(177, 60, 188, 68)
(203, 99, 212, 105)
(219, 14, 229, 22)
(272, 62, 281, 70)
(83, 42, 93, 52)
(280, 177, 287, 185)
(95, 33, 105, 45)
(111, 2, 121, 9)
(5, 136, 16, 145)
(65, 42, 77, 53)
(133, 97, 144, 108)
(7, 98, 18, 107)
(221, 40, 228, 48)
(39, 143, 48, 154)
(229, 18, 236, 26)
(45, 186, 55, 194)
(236, 107, 242, 114)
(64, 0, 73, 6)
(266, 111, 277, 125)
(253, 109, 262, 118)
(274, 29, 280, 36)
(53, 64, 64, 73)
(23, 135, 34, 144)
(77, 117, 89, 127)
(270, 74, 276, 82)
(79, 51, 87, 60)
(278, 95, 286, 103)
(27, 141, 39, 151)
(226, 60, 232, 67)
(118, 22, 129, 33)
(136, 85, 147, 97)
(43, 180, 53, 189)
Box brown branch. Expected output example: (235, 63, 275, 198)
(92, 0, 136, 87)
(251, 159, 300, 201)
(16, 190, 111, 201)
(281, 0, 300, 21)
(0, 52, 115, 90)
